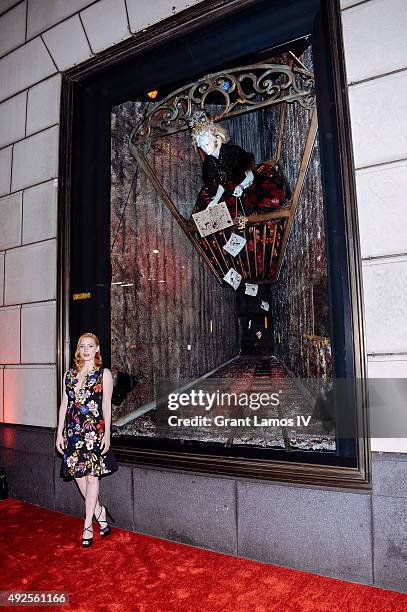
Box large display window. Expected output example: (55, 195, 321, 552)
(59, 0, 370, 487)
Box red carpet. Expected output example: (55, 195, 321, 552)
(1, 498, 406, 611)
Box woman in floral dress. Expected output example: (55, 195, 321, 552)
(56, 332, 118, 547)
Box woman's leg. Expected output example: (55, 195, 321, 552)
(83, 474, 99, 538)
(75, 476, 87, 499)
(75, 475, 103, 518)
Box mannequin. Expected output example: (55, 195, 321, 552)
(189, 113, 290, 219)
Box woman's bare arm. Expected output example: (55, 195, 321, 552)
(101, 369, 114, 453)
(56, 370, 69, 453)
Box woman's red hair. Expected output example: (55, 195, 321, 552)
(74, 332, 102, 372)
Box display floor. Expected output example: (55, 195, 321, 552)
(113, 355, 335, 451)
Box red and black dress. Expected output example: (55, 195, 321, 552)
(192, 143, 290, 278)
(193, 143, 290, 217)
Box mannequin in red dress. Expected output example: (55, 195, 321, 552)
(189, 114, 290, 218)
(189, 113, 287, 278)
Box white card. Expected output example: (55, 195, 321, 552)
(223, 268, 242, 290)
(223, 232, 246, 256)
(256, 331, 262, 339)
(261, 300, 270, 311)
(248, 319, 252, 329)
(245, 283, 258, 296)
(192, 201, 233, 237)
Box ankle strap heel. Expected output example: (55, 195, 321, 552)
(95, 505, 115, 537)
(82, 525, 94, 548)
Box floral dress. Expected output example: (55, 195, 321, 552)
(60, 366, 118, 481)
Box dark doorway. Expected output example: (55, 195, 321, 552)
(239, 316, 274, 355)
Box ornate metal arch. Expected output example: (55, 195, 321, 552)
(129, 53, 318, 284)
(130, 58, 315, 149)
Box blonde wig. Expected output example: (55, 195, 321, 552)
(74, 332, 102, 372)
(190, 114, 230, 151)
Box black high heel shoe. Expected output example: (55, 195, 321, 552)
(95, 505, 116, 536)
(82, 524, 94, 548)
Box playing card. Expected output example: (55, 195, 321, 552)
(223, 232, 246, 256)
(192, 202, 233, 237)
(223, 268, 242, 290)
(245, 283, 258, 296)
(261, 300, 270, 311)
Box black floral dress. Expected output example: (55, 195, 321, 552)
(60, 366, 118, 481)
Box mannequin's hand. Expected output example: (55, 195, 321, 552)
(56, 433, 66, 454)
(207, 184, 225, 209)
(233, 185, 244, 197)
(237, 170, 254, 196)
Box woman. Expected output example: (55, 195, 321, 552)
(56, 332, 118, 548)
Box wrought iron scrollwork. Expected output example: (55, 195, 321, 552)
(129, 62, 315, 150)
